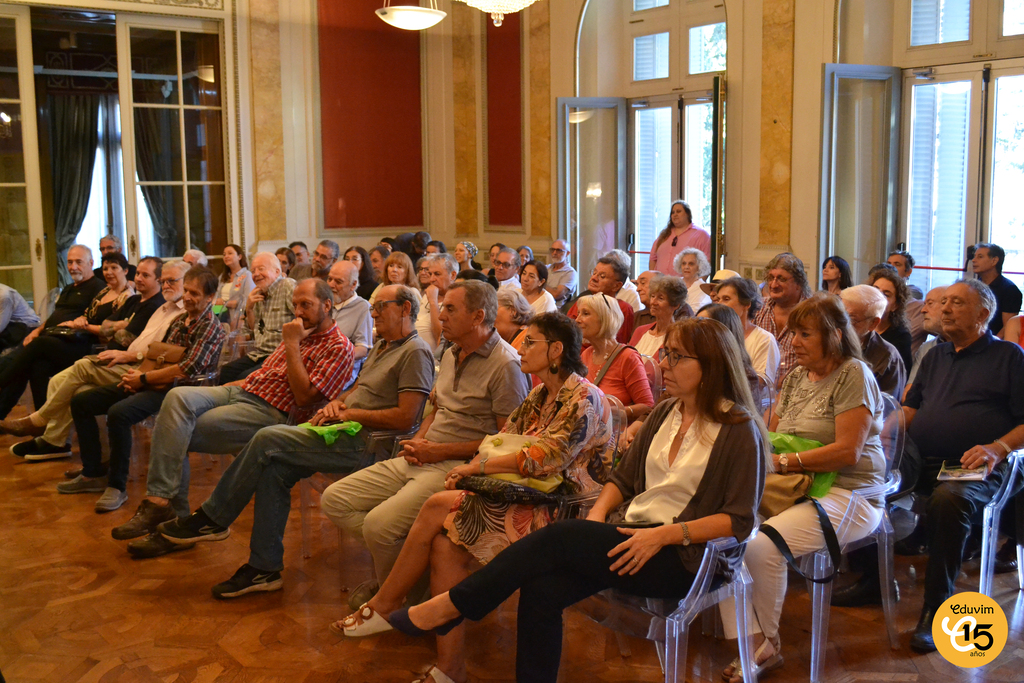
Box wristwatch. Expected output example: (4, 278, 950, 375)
(136, 351, 145, 362)
(479, 455, 490, 475)
(140, 373, 149, 387)
(778, 453, 789, 474)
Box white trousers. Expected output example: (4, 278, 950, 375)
(722, 487, 882, 640)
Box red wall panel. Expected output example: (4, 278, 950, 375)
(318, 0, 423, 229)
(486, 14, 522, 227)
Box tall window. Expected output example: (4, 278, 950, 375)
(128, 27, 226, 259)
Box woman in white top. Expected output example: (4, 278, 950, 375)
(216, 244, 254, 327)
(520, 260, 557, 316)
(674, 247, 712, 312)
(628, 275, 692, 358)
(713, 276, 781, 387)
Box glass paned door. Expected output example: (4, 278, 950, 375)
(902, 73, 981, 293)
(557, 98, 627, 279)
(0, 5, 46, 305)
(118, 16, 227, 262)
(986, 70, 1024, 276)
(632, 101, 676, 274)
(684, 99, 715, 237)
(820, 65, 902, 285)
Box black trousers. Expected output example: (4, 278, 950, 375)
(853, 437, 1021, 609)
(0, 321, 30, 352)
(0, 334, 93, 418)
(218, 355, 264, 385)
(448, 519, 697, 683)
(70, 384, 169, 493)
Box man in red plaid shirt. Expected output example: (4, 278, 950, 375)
(110, 278, 353, 550)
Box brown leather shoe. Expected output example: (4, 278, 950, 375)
(0, 416, 45, 438)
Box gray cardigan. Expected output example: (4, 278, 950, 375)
(607, 399, 766, 580)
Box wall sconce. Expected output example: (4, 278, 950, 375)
(376, 0, 447, 30)
(198, 65, 216, 83)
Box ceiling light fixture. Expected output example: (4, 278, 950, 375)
(376, 0, 446, 31)
(452, 0, 541, 27)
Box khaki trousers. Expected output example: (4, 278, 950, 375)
(38, 356, 133, 446)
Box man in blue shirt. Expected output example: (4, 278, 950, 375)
(972, 242, 1022, 336)
(0, 284, 40, 352)
(900, 279, 1024, 652)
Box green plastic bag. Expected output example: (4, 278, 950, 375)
(299, 420, 362, 445)
(768, 432, 836, 499)
(212, 304, 227, 315)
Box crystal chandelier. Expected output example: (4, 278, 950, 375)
(376, 0, 447, 31)
(453, 0, 541, 27)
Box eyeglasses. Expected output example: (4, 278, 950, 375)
(495, 260, 514, 268)
(664, 350, 698, 368)
(160, 277, 184, 286)
(520, 336, 551, 350)
(549, 248, 566, 254)
(372, 299, 400, 313)
(766, 274, 793, 285)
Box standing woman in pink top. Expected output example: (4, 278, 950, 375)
(648, 200, 712, 273)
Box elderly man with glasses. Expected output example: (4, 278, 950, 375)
(151, 284, 435, 598)
(754, 253, 812, 388)
(492, 247, 522, 291)
(566, 256, 636, 344)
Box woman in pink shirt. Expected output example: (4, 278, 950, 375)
(576, 293, 655, 424)
(648, 200, 712, 273)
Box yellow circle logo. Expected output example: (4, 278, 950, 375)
(932, 592, 1007, 667)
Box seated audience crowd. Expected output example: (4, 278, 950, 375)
(2, 231, 1023, 683)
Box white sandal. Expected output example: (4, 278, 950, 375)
(412, 666, 458, 683)
(331, 603, 394, 637)
(722, 636, 783, 683)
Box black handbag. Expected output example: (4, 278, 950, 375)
(455, 476, 562, 506)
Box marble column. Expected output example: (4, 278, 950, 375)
(453, 3, 481, 238)
(529, 3, 552, 239)
(759, 0, 795, 248)
(248, 0, 287, 242)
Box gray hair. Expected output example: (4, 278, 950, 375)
(577, 293, 624, 341)
(673, 247, 711, 279)
(497, 246, 521, 269)
(68, 244, 94, 263)
(184, 249, 209, 267)
(951, 278, 997, 325)
(319, 239, 341, 260)
(99, 234, 122, 249)
(393, 284, 421, 319)
(497, 289, 534, 326)
(604, 249, 633, 274)
(763, 253, 812, 299)
(162, 260, 191, 279)
(426, 252, 458, 277)
(840, 285, 887, 321)
(449, 280, 498, 326)
(649, 274, 689, 308)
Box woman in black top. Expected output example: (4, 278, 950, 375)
(868, 266, 913, 371)
(344, 246, 379, 301)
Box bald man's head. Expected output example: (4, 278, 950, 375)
(327, 260, 359, 303)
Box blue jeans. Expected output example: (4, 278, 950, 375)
(145, 386, 288, 517)
(201, 423, 367, 571)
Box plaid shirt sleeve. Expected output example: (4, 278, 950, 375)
(177, 308, 226, 377)
(306, 329, 354, 401)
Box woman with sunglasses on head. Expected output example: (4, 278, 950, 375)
(384, 318, 768, 683)
(337, 313, 613, 683)
(648, 200, 712, 274)
(576, 293, 654, 424)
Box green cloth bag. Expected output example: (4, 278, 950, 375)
(299, 420, 362, 445)
(768, 432, 837, 499)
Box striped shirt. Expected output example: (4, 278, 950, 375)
(243, 276, 295, 360)
(241, 322, 354, 413)
(753, 298, 801, 390)
(163, 304, 226, 378)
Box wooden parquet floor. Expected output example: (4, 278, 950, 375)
(1, 403, 1023, 683)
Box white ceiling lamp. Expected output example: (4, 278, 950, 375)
(376, 0, 447, 31)
(453, 0, 541, 27)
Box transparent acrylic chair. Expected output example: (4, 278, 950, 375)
(979, 450, 1023, 596)
(574, 533, 760, 683)
(798, 392, 904, 683)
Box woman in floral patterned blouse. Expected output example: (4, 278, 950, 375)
(337, 312, 613, 683)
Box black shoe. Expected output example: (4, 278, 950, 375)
(910, 606, 938, 653)
(995, 540, 1019, 574)
(10, 438, 70, 460)
(831, 576, 899, 607)
(894, 538, 928, 556)
(963, 533, 983, 563)
(111, 500, 176, 541)
(127, 532, 196, 559)
(212, 564, 282, 599)
(158, 508, 230, 544)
